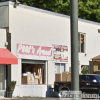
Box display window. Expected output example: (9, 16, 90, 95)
(22, 63, 45, 85)
(55, 63, 66, 74)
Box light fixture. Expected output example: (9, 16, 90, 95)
(5, 42, 8, 47)
(14, 0, 20, 8)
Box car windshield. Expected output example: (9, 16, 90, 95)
(95, 76, 100, 81)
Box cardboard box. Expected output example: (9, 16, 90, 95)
(22, 76, 27, 84)
(27, 72, 32, 84)
(55, 74, 61, 81)
(62, 72, 67, 81)
(38, 68, 42, 76)
(62, 72, 71, 81)
(35, 75, 39, 79)
(39, 75, 42, 84)
(67, 73, 71, 81)
(93, 65, 98, 72)
(33, 67, 40, 75)
(34, 79, 39, 84)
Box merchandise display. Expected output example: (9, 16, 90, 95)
(55, 71, 71, 82)
(22, 64, 44, 85)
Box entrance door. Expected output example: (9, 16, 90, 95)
(0, 65, 5, 90)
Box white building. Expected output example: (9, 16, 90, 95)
(0, 1, 100, 98)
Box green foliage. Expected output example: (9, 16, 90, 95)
(0, 0, 100, 22)
(8, 81, 16, 93)
(78, 0, 100, 22)
(81, 66, 89, 74)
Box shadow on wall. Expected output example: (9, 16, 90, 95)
(46, 85, 59, 97)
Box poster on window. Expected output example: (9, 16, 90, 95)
(52, 44, 68, 63)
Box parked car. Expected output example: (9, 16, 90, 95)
(54, 74, 100, 94)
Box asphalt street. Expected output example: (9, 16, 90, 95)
(0, 97, 99, 100)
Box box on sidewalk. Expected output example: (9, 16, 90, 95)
(62, 72, 71, 81)
(55, 74, 61, 81)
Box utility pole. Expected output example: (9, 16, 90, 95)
(70, 0, 79, 95)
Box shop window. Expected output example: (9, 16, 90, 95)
(22, 64, 45, 85)
(55, 63, 66, 74)
(78, 32, 86, 53)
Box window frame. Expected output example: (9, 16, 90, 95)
(78, 32, 86, 53)
(55, 63, 66, 74)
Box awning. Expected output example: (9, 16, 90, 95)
(0, 48, 18, 64)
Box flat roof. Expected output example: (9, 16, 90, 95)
(0, 1, 100, 26)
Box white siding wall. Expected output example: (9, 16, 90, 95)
(0, 6, 8, 28)
(78, 21, 100, 66)
(9, 2, 70, 85)
(0, 29, 6, 48)
(48, 61, 55, 84)
(11, 59, 21, 85)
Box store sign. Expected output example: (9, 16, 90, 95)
(17, 43, 52, 60)
(53, 44, 68, 63)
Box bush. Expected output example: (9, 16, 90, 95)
(81, 66, 89, 74)
(8, 81, 16, 93)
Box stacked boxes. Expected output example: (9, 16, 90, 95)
(62, 72, 71, 82)
(27, 72, 32, 84)
(55, 74, 62, 81)
(55, 71, 71, 82)
(38, 68, 42, 84)
(22, 76, 27, 84)
(22, 65, 44, 85)
(33, 72, 39, 84)
(32, 68, 43, 84)
(22, 72, 32, 84)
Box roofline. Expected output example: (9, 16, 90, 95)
(0, 1, 100, 26)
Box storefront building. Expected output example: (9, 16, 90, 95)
(0, 1, 100, 97)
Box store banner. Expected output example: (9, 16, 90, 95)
(53, 44, 68, 63)
(17, 43, 52, 60)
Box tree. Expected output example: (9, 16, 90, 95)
(78, 0, 100, 22)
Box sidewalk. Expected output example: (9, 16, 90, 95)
(0, 97, 17, 100)
(0, 97, 99, 100)
(0, 97, 60, 100)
